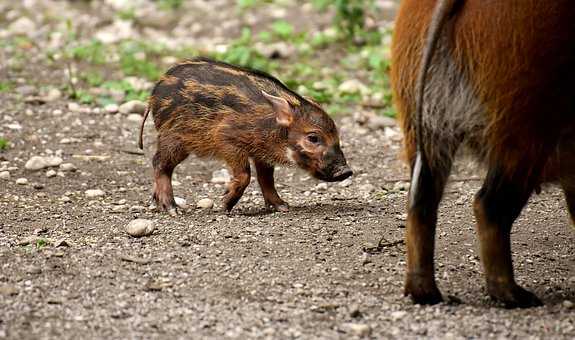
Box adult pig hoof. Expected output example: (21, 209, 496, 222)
(488, 283, 543, 308)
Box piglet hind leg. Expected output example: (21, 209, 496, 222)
(222, 156, 251, 213)
(152, 138, 189, 215)
(254, 160, 289, 212)
(474, 166, 543, 308)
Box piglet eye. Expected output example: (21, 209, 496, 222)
(307, 134, 321, 144)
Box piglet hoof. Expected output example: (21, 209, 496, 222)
(264, 199, 289, 213)
(404, 275, 443, 305)
(167, 207, 180, 217)
(487, 282, 543, 308)
(269, 203, 289, 212)
(274, 204, 289, 212)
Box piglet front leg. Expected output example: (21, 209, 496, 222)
(255, 160, 289, 212)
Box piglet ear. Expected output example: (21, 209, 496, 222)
(262, 91, 293, 127)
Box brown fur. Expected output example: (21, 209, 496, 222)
(140, 57, 351, 213)
(391, 0, 575, 307)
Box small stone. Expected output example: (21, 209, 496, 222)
(127, 113, 143, 122)
(196, 198, 214, 209)
(119, 100, 147, 114)
(343, 323, 371, 337)
(211, 169, 231, 184)
(0, 284, 19, 296)
(338, 178, 353, 188)
(42, 88, 62, 102)
(393, 181, 410, 192)
(174, 197, 187, 209)
(126, 219, 155, 237)
(16, 84, 37, 96)
(315, 183, 328, 191)
(85, 189, 105, 198)
(32, 183, 44, 190)
(59, 163, 77, 172)
(0, 171, 10, 180)
(68, 102, 81, 112)
(26, 266, 42, 275)
(338, 79, 368, 95)
(61, 196, 71, 203)
(104, 103, 119, 114)
(563, 300, 574, 309)
(25, 156, 63, 170)
(16, 178, 28, 185)
(366, 115, 396, 130)
(129, 205, 146, 212)
(9, 17, 36, 35)
(111, 205, 126, 212)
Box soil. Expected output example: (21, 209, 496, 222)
(1, 95, 575, 339)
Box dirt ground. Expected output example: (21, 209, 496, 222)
(1, 92, 575, 339)
(1, 1, 575, 339)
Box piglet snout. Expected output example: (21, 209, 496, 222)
(330, 165, 353, 182)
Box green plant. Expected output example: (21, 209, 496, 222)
(35, 238, 48, 249)
(157, 0, 183, 10)
(118, 41, 163, 80)
(271, 20, 295, 40)
(313, 0, 376, 42)
(237, 0, 258, 9)
(0, 138, 8, 150)
(213, 28, 276, 72)
(0, 81, 12, 93)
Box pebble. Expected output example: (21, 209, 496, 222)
(16, 84, 36, 96)
(16, 178, 28, 185)
(0, 284, 19, 296)
(32, 183, 44, 190)
(104, 103, 119, 114)
(8, 17, 36, 36)
(119, 100, 147, 114)
(85, 189, 105, 198)
(343, 323, 371, 337)
(126, 219, 156, 237)
(338, 79, 368, 95)
(129, 205, 146, 212)
(211, 169, 231, 184)
(127, 113, 143, 122)
(563, 300, 574, 309)
(174, 197, 187, 209)
(393, 181, 410, 192)
(0, 171, 10, 180)
(68, 102, 81, 112)
(61, 196, 71, 203)
(338, 178, 353, 187)
(25, 156, 63, 170)
(366, 115, 396, 130)
(59, 163, 77, 172)
(196, 198, 214, 209)
(41, 88, 61, 102)
(315, 183, 328, 191)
